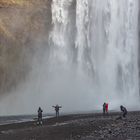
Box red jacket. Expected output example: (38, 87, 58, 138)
(106, 103, 108, 112)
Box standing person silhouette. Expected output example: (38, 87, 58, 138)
(52, 105, 62, 118)
(37, 107, 43, 125)
(120, 105, 127, 118)
(106, 103, 109, 114)
(103, 103, 106, 115)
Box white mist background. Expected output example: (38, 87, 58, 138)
(0, 0, 139, 115)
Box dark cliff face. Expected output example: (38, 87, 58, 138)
(0, 0, 52, 95)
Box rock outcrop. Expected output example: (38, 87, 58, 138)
(0, 0, 52, 95)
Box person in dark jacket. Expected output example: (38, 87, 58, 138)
(120, 105, 127, 118)
(37, 107, 43, 125)
(52, 105, 62, 118)
(103, 103, 106, 115)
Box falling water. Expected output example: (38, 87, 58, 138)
(49, 0, 139, 109)
(0, 0, 139, 115)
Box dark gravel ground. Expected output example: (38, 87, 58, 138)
(0, 111, 140, 140)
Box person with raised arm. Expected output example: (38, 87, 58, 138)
(52, 104, 62, 118)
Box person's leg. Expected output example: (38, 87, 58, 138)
(38, 117, 40, 125)
(37, 117, 39, 125)
(40, 117, 43, 125)
(103, 109, 105, 115)
(56, 111, 58, 117)
(106, 108, 108, 114)
(123, 112, 126, 118)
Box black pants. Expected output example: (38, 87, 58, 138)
(103, 108, 105, 115)
(123, 112, 127, 117)
(38, 115, 42, 125)
(56, 111, 59, 117)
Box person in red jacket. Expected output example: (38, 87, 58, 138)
(105, 103, 108, 113)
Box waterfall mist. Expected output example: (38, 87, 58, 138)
(0, 0, 139, 115)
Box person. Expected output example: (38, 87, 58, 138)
(52, 105, 62, 118)
(37, 107, 43, 125)
(103, 103, 106, 115)
(120, 105, 127, 118)
(106, 103, 109, 114)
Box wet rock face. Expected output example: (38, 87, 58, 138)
(0, 0, 52, 95)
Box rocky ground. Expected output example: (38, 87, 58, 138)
(0, 111, 140, 140)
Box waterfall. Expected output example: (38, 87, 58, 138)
(49, 0, 73, 65)
(0, 0, 139, 115)
(49, 0, 139, 109)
